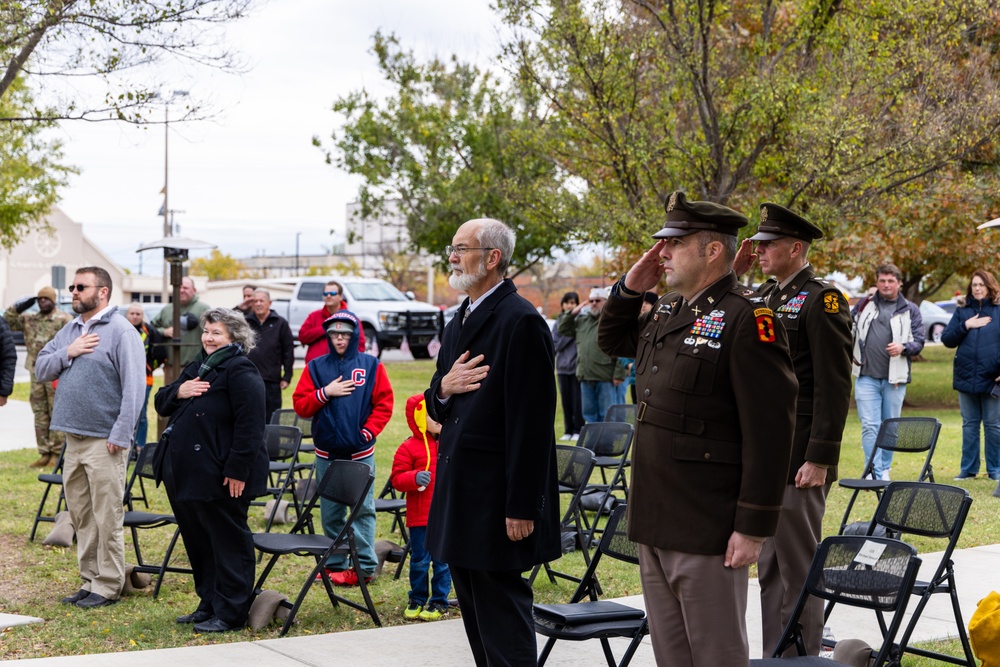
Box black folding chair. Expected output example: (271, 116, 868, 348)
(577, 422, 634, 545)
(863, 482, 975, 667)
(252, 459, 380, 635)
(270, 408, 314, 456)
(123, 440, 191, 598)
(533, 504, 648, 667)
(29, 441, 67, 542)
(528, 446, 596, 587)
(753, 535, 921, 667)
(837, 417, 940, 535)
(374, 477, 409, 580)
(603, 404, 637, 427)
(260, 424, 305, 534)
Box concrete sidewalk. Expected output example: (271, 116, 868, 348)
(4, 545, 996, 666)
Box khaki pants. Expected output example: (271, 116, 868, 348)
(63, 434, 129, 599)
(639, 544, 750, 667)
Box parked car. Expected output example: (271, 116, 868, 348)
(276, 277, 443, 359)
(920, 300, 951, 344)
(935, 299, 957, 315)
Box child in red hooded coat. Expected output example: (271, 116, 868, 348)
(390, 394, 452, 621)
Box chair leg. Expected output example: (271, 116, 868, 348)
(29, 484, 55, 542)
(537, 637, 557, 667)
(152, 526, 184, 599)
(351, 541, 381, 627)
(393, 541, 410, 581)
(599, 637, 617, 667)
(280, 561, 324, 637)
(618, 621, 649, 667)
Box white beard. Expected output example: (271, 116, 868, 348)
(449, 258, 487, 292)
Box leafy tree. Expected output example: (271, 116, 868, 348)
(318, 31, 585, 277)
(189, 249, 246, 281)
(0, 76, 75, 249)
(0, 0, 253, 123)
(498, 0, 1000, 293)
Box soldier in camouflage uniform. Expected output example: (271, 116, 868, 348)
(5, 286, 73, 467)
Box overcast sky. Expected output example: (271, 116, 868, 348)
(47, 0, 502, 275)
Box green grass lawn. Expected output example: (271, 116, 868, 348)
(0, 346, 993, 662)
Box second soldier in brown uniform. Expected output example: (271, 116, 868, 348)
(736, 203, 853, 656)
(598, 192, 797, 667)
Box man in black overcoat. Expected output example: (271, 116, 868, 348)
(425, 218, 560, 666)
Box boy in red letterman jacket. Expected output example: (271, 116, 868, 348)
(293, 310, 393, 586)
(390, 395, 452, 621)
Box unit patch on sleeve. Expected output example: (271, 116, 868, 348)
(754, 307, 776, 343)
(823, 292, 840, 314)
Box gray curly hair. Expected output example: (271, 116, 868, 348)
(201, 307, 257, 353)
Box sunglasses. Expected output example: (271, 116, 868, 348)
(67, 284, 97, 293)
(323, 291, 340, 297)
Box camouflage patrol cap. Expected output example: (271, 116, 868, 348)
(653, 191, 748, 238)
(750, 203, 824, 242)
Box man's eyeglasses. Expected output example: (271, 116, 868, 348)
(328, 331, 352, 339)
(323, 291, 340, 297)
(589, 299, 605, 304)
(67, 284, 97, 293)
(446, 245, 494, 257)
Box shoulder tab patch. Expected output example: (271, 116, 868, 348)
(823, 292, 841, 314)
(756, 311, 776, 343)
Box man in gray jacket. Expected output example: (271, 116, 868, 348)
(35, 266, 146, 609)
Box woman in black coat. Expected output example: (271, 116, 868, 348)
(154, 307, 268, 633)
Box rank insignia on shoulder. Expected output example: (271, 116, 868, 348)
(742, 289, 755, 296)
(823, 293, 840, 314)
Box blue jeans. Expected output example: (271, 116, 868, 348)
(408, 526, 451, 607)
(580, 380, 617, 423)
(315, 454, 377, 576)
(855, 376, 907, 478)
(134, 384, 152, 447)
(958, 392, 1000, 477)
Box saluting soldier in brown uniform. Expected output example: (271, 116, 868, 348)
(735, 203, 853, 657)
(598, 192, 797, 667)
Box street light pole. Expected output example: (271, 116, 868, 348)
(295, 232, 301, 275)
(161, 89, 188, 301)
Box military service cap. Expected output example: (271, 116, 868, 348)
(749, 203, 824, 242)
(653, 191, 748, 238)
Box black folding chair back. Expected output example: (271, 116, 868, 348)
(754, 535, 921, 667)
(252, 459, 380, 635)
(270, 408, 314, 454)
(577, 422, 634, 544)
(29, 441, 67, 541)
(123, 440, 191, 598)
(533, 504, 646, 667)
(867, 482, 975, 667)
(374, 477, 409, 580)
(837, 417, 940, 534)
(603, 404, 637, 427)
(528, 446, 596, 587)
(260, 424, 304, 533)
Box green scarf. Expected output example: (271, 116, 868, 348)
(196, 343, 243, 378)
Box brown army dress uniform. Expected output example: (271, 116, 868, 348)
(599, 270, 797, 665)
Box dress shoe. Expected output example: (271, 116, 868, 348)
(30, 454, 52, 468)
(60, 589, 89, 604)
(194, 617, 241, 633)
(76, 592, 118, 608)
(176, 609, 214, 624)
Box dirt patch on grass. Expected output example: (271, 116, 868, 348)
(0, 531, 37, 607)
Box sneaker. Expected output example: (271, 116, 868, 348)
(315, 567, 338, 582)
(570, 434, 579, 442)
(418, 602, 448, 621)
(559, 433, 573, 442)
(403, 602, 423, 620)
(953, 473, 977, 481)
(879, 470, 891, 481)
(328, 568, 373, 587)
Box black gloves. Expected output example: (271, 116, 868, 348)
(14, 296, 36, 314)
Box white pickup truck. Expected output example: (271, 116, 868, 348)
(275, 277, 443, 359)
